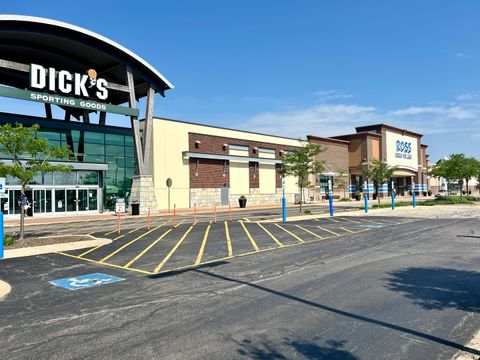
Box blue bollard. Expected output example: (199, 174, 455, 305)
(0, 212, 3, 259)
(364, 194, 369, 213)
(413, 191, 416, 208)
(282, 196, 287, 222)
(391, 193, 395, 210)
(329, 195, 334, 217)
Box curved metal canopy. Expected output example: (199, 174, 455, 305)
(0, 15, 174, 105)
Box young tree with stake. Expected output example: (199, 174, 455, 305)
(0, 124, 71, 239)
(362, 160, 398, 205)
(280, 142, 325, 213)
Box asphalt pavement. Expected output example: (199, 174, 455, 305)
(1, 215, 479, 359)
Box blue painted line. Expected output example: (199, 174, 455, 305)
(49, 273, 125, 291)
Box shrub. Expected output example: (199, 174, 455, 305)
(304, 209, 312, 215)
(4, 235, 15, 247)
(339, 197, 352, 202)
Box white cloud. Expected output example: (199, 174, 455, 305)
(311, 90, 355, 101)
(238, 97, 480, 139)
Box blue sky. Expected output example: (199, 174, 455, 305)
(2, 1, 480, 161)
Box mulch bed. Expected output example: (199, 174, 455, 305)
(5, 235, 93, 249)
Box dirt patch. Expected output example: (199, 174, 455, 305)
(5, 235, 94, 249)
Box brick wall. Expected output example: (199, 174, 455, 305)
(188, 133, 300, 189)
(189, 158, 229, 188)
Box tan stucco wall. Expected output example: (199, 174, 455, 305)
(151, 118, 303, 209)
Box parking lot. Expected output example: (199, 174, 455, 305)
(59, 215, 410, 275)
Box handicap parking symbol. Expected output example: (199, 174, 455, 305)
(49, 273, 125, 291)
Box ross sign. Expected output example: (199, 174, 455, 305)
(0, 86, 139, 117)
(0, 177, 5, 193)
(385, 131, 418, 170)
(49, 273, 124, 291)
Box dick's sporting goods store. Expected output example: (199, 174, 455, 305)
(0, 15, 173, 217)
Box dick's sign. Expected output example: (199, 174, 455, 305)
(0, 64, 138, 116)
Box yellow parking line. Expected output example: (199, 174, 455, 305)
(363, 218, 400, 225)
(99, 223, 167, 263)
(225, 221, 233, 257)
(112, 225, 145, 241)
(340, 227, 354, 233)
(257, 222, 284, 247)
(58, 252, 153, 275)
(81, 225, 146, 257)
(316, 225, 340, 236)
(274, 223, 305, 243)
(153, 224, 195, 273)
(174, 220, 185, 228)
(296, 225, 323, 239)
(195, 222, 212, 265)
(339, 217, 360, 224)
(104, 228, 119, 236)
(240, 220, 260, 251)
(124, 228, 173, 268)
(327, 217, 340, 223)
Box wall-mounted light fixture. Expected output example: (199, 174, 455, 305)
(222, 143, 229, 150)
(194, 140, 201, 149)
(253, 147, 258, 154)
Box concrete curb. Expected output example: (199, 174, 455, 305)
(0, 280, 11, 300)
(2, 236, 112, 259)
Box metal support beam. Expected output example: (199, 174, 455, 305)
(99, 111, 106, 126)
(44, 103, 52, 119)
(126, 66, 144, 175)
(83, 110, 90, 124)
(142, 86, 155, 174)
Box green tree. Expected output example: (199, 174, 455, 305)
(335, 169, 349, 199)
(0, 124, 71, 239)
(280, 142, 325, 212)
(431, 154, 480, 197)
(362, 160, 398, 205)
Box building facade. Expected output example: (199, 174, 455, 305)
(148, 118, 302, 210)
(333, 124, 429, 198)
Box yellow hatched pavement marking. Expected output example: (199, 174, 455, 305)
(153, 224, 195, 273)
(274, 223, 305, 243)
(240, 220, 260, 251)
(295, 225, 323, 239)
(257, 222, 284, 247)
(316, 225, 340, 236)
(124, 228, 173, 268)
(327, 217, 340, 223)
(195, 222, 212, 265)
(340, 227, 354, 233)
(82, 225, 146, 257)
(58, 252, 153, 275)
(225, 221, 233, 257)
(174, 220, 185, 228)
(104, 228, 119, 236)
(98, 223, 168, 263)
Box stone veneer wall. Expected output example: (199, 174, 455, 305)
(190, 188, 296, 208)
(129, 175, 158, 214)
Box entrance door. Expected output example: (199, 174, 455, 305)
(88, 189, 98, 211)
(220, 186, 229, 206)
(66, 189, 77, 212)
(78, 189, 88, 212)
(34, 189, 45, 214)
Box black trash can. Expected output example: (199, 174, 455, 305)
(131, 202, 140, 215)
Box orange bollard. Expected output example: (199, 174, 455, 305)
(173, 204, 176, 227)
(117, 209, 120, 234)
(147, 207, 151, 230)
(194, 204, 197, 224)
(229, 203, 232, 222)
(214, 204, 217, 224)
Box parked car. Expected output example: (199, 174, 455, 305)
(435, 190, 448, 198)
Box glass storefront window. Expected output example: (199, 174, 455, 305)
(84, 132, 105, 144)
(54, 172, 76, 185)
(77, 171, 99, 185)
(319, 175, 333, 194)
(105, 134, 125, 146)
